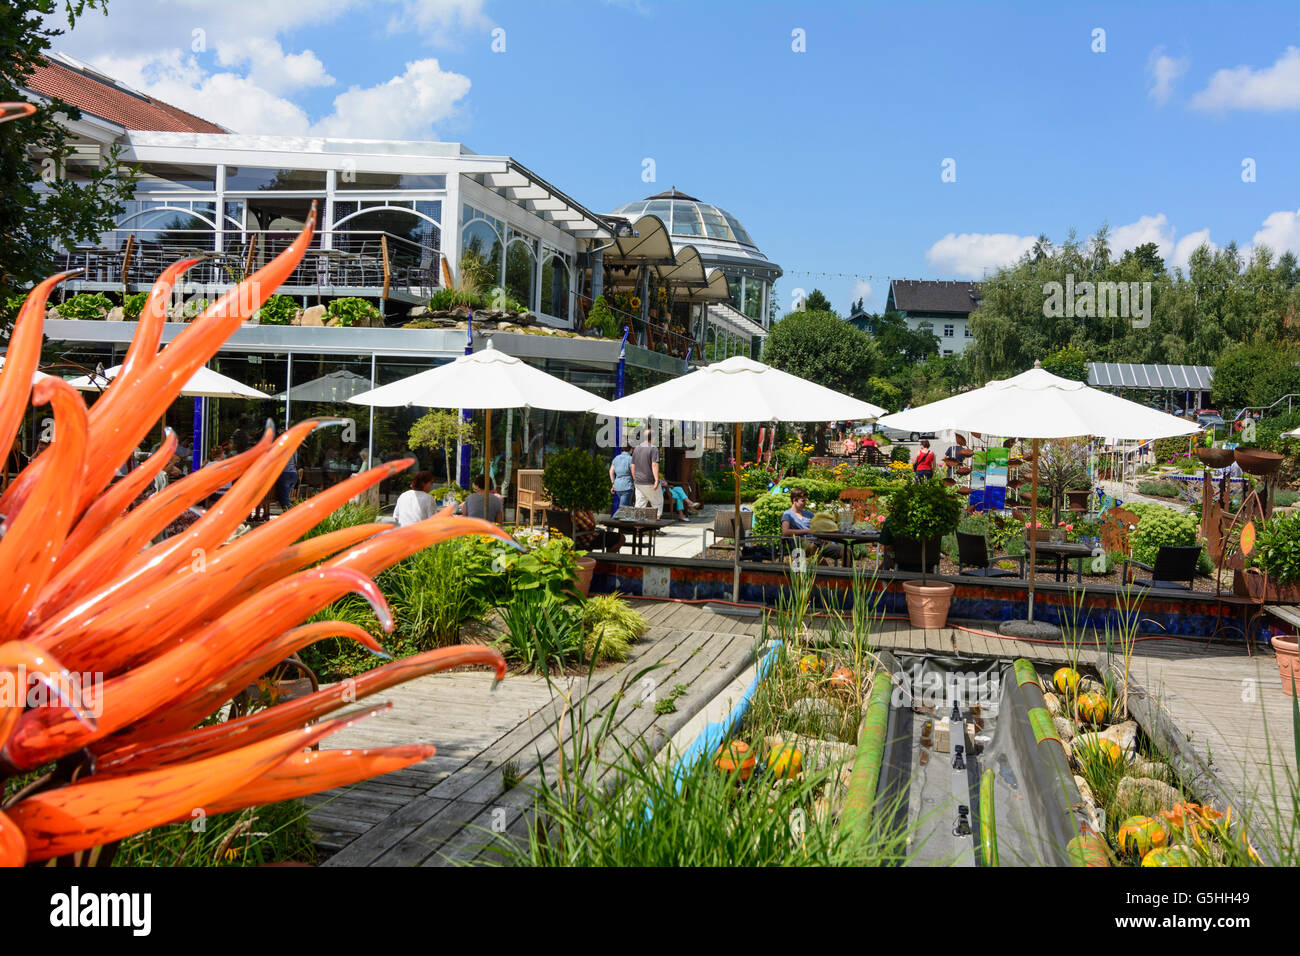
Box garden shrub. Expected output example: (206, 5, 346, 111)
(256, 294, 299, 326)
(890, 445, 910, 463)
(1130, 504, 1199, 566)
(752, 491, 792, 536)
(429, 287, 487, 311)
(1252, 512, 1300, 586)
(580, 594, 648, 662)
(326, 296, 380, 327)
(1137, 480, 1182, 498)
(543, 447, 610, 512)
(1151, 435, 1197, 461)
(773, 438, 812, 474)
(122, 291, 148, 319)
(584, 295, 619, 338)
(57, 292, 113, 320)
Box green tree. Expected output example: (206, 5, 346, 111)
(802, 289, 835, 315)
(409, 409, 477, 481)
(1, 1, 137, 315)
(1042, 344, 1089, 382)
(762, 310, 879, 452)
(1212, 342, 1300, 410)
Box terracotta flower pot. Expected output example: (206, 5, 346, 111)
(902, 580, 955, 628)
(575, 556, 597, 597)
(1273, 634, 1299, 696)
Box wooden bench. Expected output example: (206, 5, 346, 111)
(515, 469, 551, 527)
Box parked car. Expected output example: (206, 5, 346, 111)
(1197, 410, 1225, 429)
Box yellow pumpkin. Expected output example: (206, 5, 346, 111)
(1077, 692, 1109, 725)
(1117, 815, 1169, 856)
(1053, 667, 1081, 695)
(1141, 846, 1191, 867)
(715, 740, 756, 780)
(799, 654, 825, 675)
(767, 744, 803, 779)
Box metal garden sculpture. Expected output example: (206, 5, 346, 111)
(0, 104, 508, 864)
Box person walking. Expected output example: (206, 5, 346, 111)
(912, 439, 936, 483)
(631, 427, 663, 517)
(609, 443, 634, 512)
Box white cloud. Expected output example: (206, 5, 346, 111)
(1252, 209, 1300, 257)
(1109, 214, 1176, 263)
(851, 278, 873, 305)
(1171, 229, 1216, 272)
(56, 0, 476, 139)
(387, 0, 492, 42)
(925, 232, 1037, 278)
(1191, 45, 1300, 112)
(1147, 47, 1188, 105)
(311, 59, 472, 139)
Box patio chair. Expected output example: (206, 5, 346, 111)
(515, 469, 551, 527)
(955, 531, 1025, 578)
(1122, 545, 1204, 591)
(889, 535, 942, 574)
(838, 487, 875, 522)
(702, 508, 752, 554)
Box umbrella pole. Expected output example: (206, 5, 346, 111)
(1028, 437, 1039, 623)
(732, 421, 742, 603)
(485, 408, 491, 493)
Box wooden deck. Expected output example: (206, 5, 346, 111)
(307, 599, 1296, 865)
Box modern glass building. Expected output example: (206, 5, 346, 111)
(609, 189, 782, 329)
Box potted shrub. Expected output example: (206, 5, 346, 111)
(888, 478, 963, 627)
(1245, 513, 1300, 693)
(543, 448, 611, 595)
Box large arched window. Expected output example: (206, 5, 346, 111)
(504, 233, 537, 311)
(460, 218, 502, 290)
(540, 253, 571, 321)
(336, 205, 442, 272)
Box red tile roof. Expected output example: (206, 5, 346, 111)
(22, 58, 225, 134)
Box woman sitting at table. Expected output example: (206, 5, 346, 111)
(779, 488, 843, 561)
(455, 474, 504, 524)
(660, 477, 701, 521)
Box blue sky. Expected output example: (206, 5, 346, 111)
(58, 0, 1300, 314)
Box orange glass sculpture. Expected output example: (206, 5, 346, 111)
(0, 131, 511, 864)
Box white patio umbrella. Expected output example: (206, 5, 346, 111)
(66, 364, 268, 399)
(348, 338, 609, 495)
(877, 362, 1200, 635)
(275, 369, 373, 403)
(602, 354, 888, 601)
(0, 357, 50, 383)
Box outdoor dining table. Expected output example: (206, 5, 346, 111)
(597, 515, 675, 556)
(1033, 540, 1093, 583)
(807, 528, 882, 569)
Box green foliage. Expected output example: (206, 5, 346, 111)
(495, 590, 583, 675)
(803, 288, 836, 314)
(300, 501, 379, 541)
(752, 491, 792, 536)
(56, 292, 112, 319)
(1253, 512, 1300, 586)
(1213, 342, 1300, 410)
(542, 447, 609, 513)
(113, 801, 317, 867)
(181, 297, 209, 320)
(890, 445, 911, 463)
(1152, 434, 1196, 461)
(1130, 505, 1199, 566)
(409, 409, 476, 479)
(585, 294, 619, 338)
(122, 291, 147, 319)
(0, 0, 138, 315)
(967, 227, 1300, 381)
(458, 249, 494, 295)
(773, 437, 811, 474)
(326, 296, 380, 327)
(255, 294, 298, 326)
(580, 593, 648, 662)
(763, 311, 879, 403)
(1137, 480, 1182, 498)
(887, 479, 963, 541)
(1042, 344, 1090, 382)
(429, 287, 486, 311)
(458, 533, 582, 609)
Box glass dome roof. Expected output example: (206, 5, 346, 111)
(611, 189, 756, 248)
